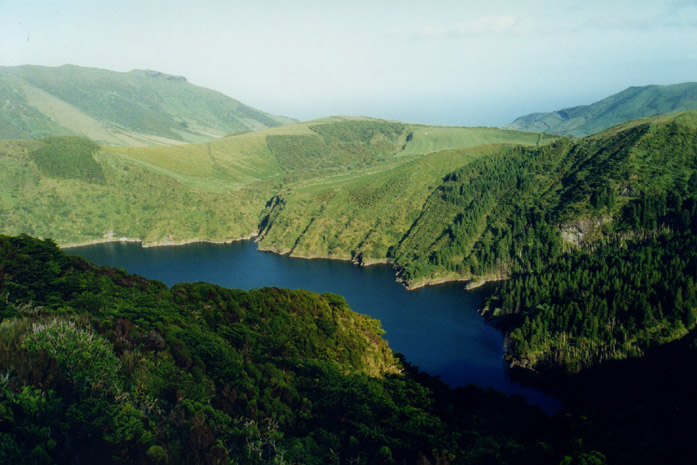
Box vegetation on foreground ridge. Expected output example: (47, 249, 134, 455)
(0, 234, 619, 465)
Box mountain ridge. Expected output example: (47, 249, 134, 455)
(0, 64, 296, 146)
(506, 82, 697, 137)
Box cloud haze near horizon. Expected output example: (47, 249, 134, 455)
(2, 0, 696, 126)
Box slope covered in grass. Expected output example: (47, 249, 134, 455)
(0, 137, 271, 245)
(0, 119, 555, 250)
(0, 64, 296, 145)
(507, 82, 697, 137)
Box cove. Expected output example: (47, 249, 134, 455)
(67, 240, 560, 412)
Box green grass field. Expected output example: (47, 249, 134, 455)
(0, 117, 559, 274)
(0, 64, 296, 145)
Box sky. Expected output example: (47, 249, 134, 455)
(2, 0, 696, 126)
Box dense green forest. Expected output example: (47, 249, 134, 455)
(484, 219, 697, 372)
(471, 118, 697, 372)
(29, 136, 105, 183)
(0, 234, 616, 465)
(392, 114, 697, 285)
(1, 236, 695, 464)
(266, 121, 406, 173)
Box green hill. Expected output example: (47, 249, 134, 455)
(0, 64, 296, 145)
(394, 112, 697, 285)
(506, 82, 697, 137)
(386, 111, 697, 372)
(0, 118, 554, 248)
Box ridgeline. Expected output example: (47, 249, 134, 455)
(506, 82, 697, 137)
(0, 64, 296, 145)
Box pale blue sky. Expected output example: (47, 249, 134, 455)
(2, 0, 696, 125)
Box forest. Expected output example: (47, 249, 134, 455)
(1, 234, 627, 465)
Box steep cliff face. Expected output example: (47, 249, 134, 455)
(559, 217, 611, 246)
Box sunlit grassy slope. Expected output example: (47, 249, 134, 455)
(0, 118, 555, 256)
(507, 82, 697, 137)
(4, 112, 695, 286)
(0, 64, 296, 145)
(0, 140, 271, 245)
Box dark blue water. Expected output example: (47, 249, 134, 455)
(66, 240, 559, 412)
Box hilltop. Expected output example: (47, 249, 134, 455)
(0, 64, 296, 145)
(506, 82, 697, 137)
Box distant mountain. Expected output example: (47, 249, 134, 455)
(506, 82, 697, 137)
(0, 64, 296, 145)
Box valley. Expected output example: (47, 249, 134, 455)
(1, 64, 696, 464)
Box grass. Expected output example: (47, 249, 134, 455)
(0, 117, 560, 269)
(7, 112, 695, 285)
(0, 141, 269, 245)
(0, 64, 295, 145)
(508, 82, 697, 137)
(256, 145, 507, 261)
(400, 125, 555, 156)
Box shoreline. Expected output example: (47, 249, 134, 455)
(61, 235, 506, 291)
(60, 232, 259, 250)
(403, 274, 505, 291)
(256, 244, 392, 268)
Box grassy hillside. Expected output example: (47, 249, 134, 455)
(256, 145, 508, 262)
(249, 120, 556, 261)
(0, 119, 554, 250)
(507, 82, 697, 137)
(0, 64, 296, 146)
(0, 138, 271, 245)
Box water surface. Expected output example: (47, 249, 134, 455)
(68, 240, 559, 411)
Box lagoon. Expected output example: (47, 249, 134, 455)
(67, 240, 559, 411)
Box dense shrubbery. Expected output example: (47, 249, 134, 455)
(0, 234, 610, 464)
(486, 230, 697, 372)
(30, 136, 104, 183)
(266, 120, 406, 173)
